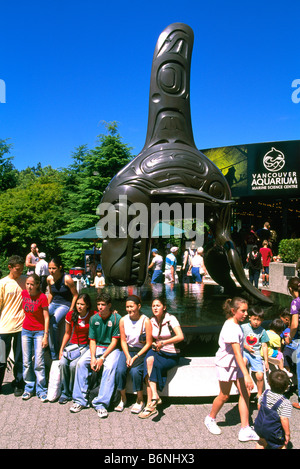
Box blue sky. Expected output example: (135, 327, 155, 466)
(1, 0, 299, 170)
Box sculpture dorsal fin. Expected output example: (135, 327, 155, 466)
(144, 23, 196, 150)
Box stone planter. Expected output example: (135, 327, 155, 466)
(269, 262, 296, 295)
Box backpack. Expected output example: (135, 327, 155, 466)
(254, 390, 285, 446)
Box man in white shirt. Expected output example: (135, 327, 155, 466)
(35, 252, 49, 293)
(164, 247, 179, 283)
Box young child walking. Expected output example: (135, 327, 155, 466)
(254, 369, 292, 449)
(242, 306, 269, 401)
(204, 297, 260, 442)
(21, 273, 49, 401)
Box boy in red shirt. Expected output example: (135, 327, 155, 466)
(259, 240, 273, 287)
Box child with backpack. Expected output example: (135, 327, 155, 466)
(254, 370, 292, 449)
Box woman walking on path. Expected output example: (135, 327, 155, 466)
(114, 295, 152, 414)
(47, 257, 78, 359)
(204, 297, 260, 442)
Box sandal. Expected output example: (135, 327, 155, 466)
(138, 406, 158, 419)
(131, 402, 145, 414)
(148, 398, 162, 408)
(114, 400, 126, 412)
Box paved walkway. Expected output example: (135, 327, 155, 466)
(1, 369, 299, 451)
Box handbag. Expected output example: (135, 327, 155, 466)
(138, 315, 147, 344)
(63, 322, 81, 360)
(47, 360, 62, 402)
(63, 343, 81, 360)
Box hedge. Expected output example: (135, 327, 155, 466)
(278, 239, 300, 263)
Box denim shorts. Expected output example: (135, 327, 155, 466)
(243, 350, 264, 372)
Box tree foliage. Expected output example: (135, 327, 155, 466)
(0, 122, 133, 273)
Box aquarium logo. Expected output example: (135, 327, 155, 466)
(0, 79, 6, 103)
(263, 147, 285, 172)
(291, 79, 300, 103)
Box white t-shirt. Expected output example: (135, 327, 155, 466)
(151, 312, 180, 354)
(152, 255, 163, 270)
(215, 319, 244, 368)
(94, 275, 105, 287)
(123, 314, 146, 349)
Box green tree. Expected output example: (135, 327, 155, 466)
(58, 122, 133, 268)
(0, 139, 18, 191)
(0, 176, 66, 273)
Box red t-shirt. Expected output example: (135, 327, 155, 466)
(259, 247, 273, 267)
(65, 310, 96, 346)
(22, 290, 49, 331)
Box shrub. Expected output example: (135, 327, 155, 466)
(278, 239, 300, 263)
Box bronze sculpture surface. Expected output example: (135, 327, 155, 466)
(99, 23, 272, 304)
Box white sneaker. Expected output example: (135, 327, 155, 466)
(283, 368, 294, 378)
(97, 407, 108, 418)
(238, 426, 260, 442)
(70, 403, 87, 413)
(204, 415, 221, 435)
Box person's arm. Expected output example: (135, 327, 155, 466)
(65, 275, 78, 312)
(93, 337, 119, 372)
(148, 261, 154, 270)
(46, 276, 53, 304)
(59, 321, 72, 359)
(119, 318, 131, 364)
(261, 342, 269, 371)
(281, 417, 290, 448)
(232, 342, 254, 391)
(155, 324, 184, 351)
(289, 313, 298, 341)
(42, 307, 49, 349)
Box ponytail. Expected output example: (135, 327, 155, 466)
(223, 297, 248, 318)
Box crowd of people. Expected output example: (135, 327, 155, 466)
(0, 239, 299, 449)
(204, 283, 300, 449)
(0, 251, 184, 422)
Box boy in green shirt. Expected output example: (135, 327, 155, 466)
(70, 292, 121, 418)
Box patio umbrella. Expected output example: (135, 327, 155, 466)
(57, 222, 185, 240)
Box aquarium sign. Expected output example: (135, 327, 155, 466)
(251, 146, 298, 193)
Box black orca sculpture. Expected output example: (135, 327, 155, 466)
(99, 23, 272, 304)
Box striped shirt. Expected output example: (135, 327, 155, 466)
(258, 390, 292, 418)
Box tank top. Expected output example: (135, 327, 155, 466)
(123, 314, 146, 349)
(50, 274, 73, 306)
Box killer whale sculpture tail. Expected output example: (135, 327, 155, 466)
(99, 23, 273, 304)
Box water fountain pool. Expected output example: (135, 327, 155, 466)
(82, 282, 292, 358)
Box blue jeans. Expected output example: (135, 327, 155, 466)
(48, 302, 70, 360)
(115, 350, 144, 392)
(21, 329, 47, 396)
(0, 332, 23, 389)
(72, 347, 121, 410)
(59, 345, 89, 400)
(294, 340, 300, 401)
(249, 269, 260, 288)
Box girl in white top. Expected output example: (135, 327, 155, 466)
(114, 295, 152, 414)
(205, 297, 260, 443)
(139, 297, 184, 419)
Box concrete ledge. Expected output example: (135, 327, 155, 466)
(269, 262, 296, 294)
(126, 356, 260, 397)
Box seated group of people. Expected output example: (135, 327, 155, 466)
(20, 266, 184, 418)
(61, 292, 184, 419)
